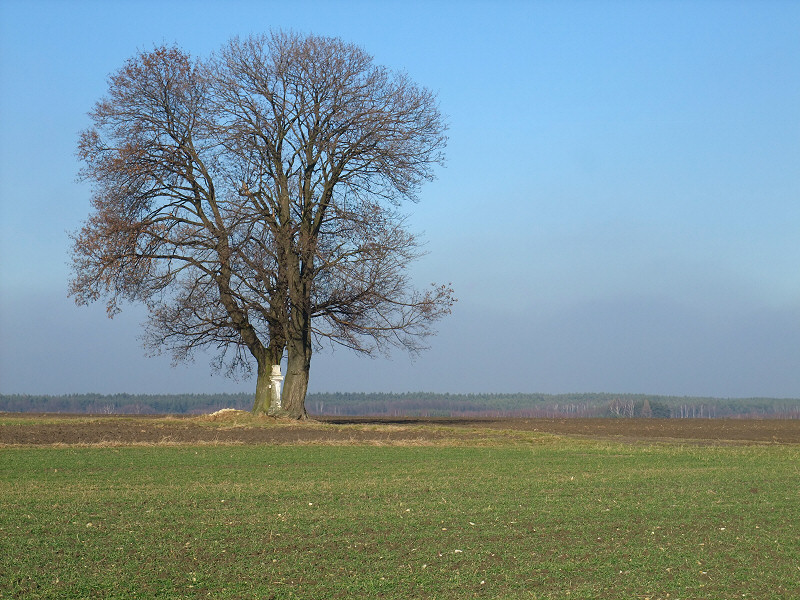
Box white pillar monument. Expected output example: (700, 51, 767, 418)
(268, 364, 284, 415)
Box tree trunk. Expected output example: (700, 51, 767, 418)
(251, 358, 273, 415)
(282, 337, 310, 419)
(281, 236, 312, 419)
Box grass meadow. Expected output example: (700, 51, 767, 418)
(1, 431, 798, 599)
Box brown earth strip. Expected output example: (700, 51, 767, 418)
(1, 414, 799, 446)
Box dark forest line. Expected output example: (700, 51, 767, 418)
(1, 392, 799, 418)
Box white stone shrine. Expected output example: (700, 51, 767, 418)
(268, 364, 284, 414)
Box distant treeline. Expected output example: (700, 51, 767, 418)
(0, 393, 253, 415)
(1, 392, 799, 418)
(305, 392, 800, 419)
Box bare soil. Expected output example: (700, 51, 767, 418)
(1, 413, 799, 446)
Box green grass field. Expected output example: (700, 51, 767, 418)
(1, 435, 798, 599)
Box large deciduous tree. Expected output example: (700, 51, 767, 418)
(70, 32, 453, 418)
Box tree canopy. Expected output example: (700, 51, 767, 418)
(70, 32, 453, 417)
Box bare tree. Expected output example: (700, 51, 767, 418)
(70, 33, 453, 418)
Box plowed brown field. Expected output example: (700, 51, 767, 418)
(1, 413, 798, 445)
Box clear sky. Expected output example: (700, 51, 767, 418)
(1, 0, 799, 397)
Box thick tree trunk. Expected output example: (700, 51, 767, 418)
(282, 337, 310, 419)
(251, 358, 273, 414)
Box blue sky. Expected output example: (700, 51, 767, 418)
(1, 0, 799, 397)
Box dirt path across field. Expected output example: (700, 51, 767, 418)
(1, 413, 799, 446)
